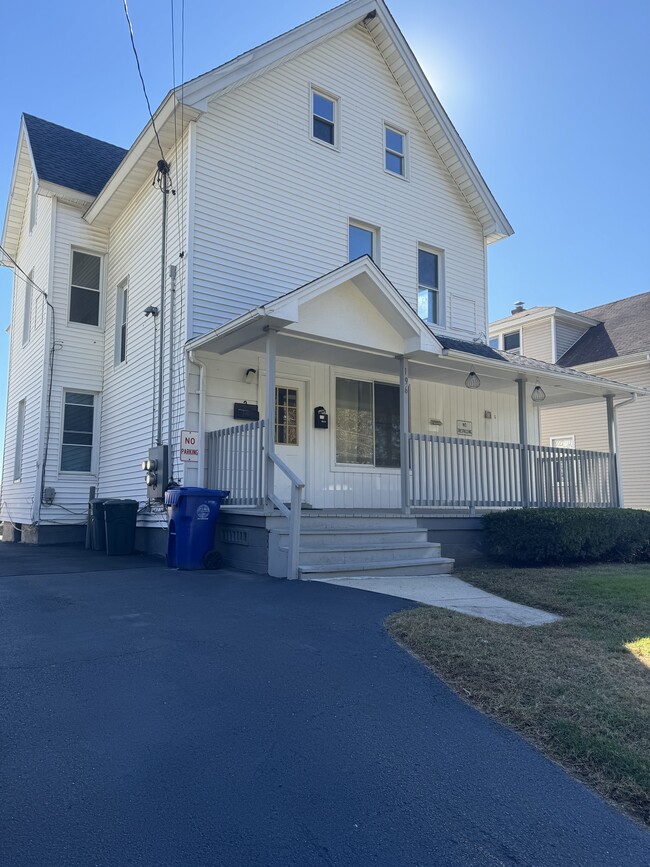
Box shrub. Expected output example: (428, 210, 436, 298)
(482, 508, 650, 566)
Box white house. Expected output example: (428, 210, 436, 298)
(490, 293, 650, 510)
(1, 0, 643, 577)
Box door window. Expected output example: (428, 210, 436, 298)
(275, 387, 298, 445)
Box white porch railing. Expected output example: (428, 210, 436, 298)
(409, 433, 617, 509)
(206, 420, 265, 506)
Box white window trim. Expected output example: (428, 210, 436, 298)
(550, 435, 576, 449)
(348, 219, 380, 266)
(309, 83, 340, 151)
(58, 389, 100, 477)
(383, 121, 409, 180)
(502, 328, 522, 354)
(114, 277, 129, 366)
(330, 368, 401, 473)
(417, 243, 445, 329)
(68, 247, 104, 330)
(22, 271, 33, 346)
(13, 399, 26, 482)
(29, 177, 38, 234)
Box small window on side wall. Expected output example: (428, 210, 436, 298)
(311, 88, 337, 146)
(384, 125, 406, 176)
(503, 330, 521, 354)
(69, 251, 101, 326)
(417, 247, 440, 325)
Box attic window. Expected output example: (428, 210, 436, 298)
(311, 87, 337, 147)
(69, 251, 101, 327)
(384, 125, 406, 176)
(503, 330, 521, 354)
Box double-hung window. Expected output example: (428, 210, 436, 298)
(417, 247, 440, 325)
(311, 88, 337, 146)
(335, 378, 400, 468)
(60, 392, 95, 473)
(115, 279, 128, 365)
(69, 251, 101, 326)
(384, 125, 406, 176)
(349, 222, 378, 263)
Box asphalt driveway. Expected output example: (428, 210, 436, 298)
(1, 546, 648, 866)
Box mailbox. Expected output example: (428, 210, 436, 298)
(234, 402, 260, 421)
(314, 406, 329, 429)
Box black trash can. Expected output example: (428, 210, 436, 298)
(165, 487, 229, 569)
(89, 498, 109, 551)
(103, 499, 139, 556)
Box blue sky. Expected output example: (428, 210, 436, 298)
(1, 0, 649, 463)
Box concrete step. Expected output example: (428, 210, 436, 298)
(287, 542, 442, 566)
(299, 557, 455, 581)
(266, 515, 420, 531)
(272, 528, 430, 547)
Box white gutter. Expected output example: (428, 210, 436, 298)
(188, 350, 206, 485)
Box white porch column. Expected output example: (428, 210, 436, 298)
(517, 378, 530, 507)
(399, 356, 411, 516)
(605, 394, 621, 507)
(264, 328, 277, 511)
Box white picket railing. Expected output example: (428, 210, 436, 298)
(206, 420, 265, 506)
(409, 433, 616, 509)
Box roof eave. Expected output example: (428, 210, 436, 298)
(1, 119, 35, 259)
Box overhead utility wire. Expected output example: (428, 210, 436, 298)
(121, 0, 167, 165)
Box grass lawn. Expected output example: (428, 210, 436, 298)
(385, 563, 650, 826)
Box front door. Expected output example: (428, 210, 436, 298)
(273, 381, 307, 504)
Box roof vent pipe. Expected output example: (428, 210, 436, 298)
(512, 300, 525, 315)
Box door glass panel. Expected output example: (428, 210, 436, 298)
(275, 387, 298, 445)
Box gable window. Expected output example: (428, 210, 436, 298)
(417, 247, 440, 325)
(115, 279, 128, 365)
(384, 125, 406, 176)
(69, 251, 101, 326)
(60, 391, 95, 473)
(29, 178, 38, 233)
(311, 88, 337, 146)
(503, 330, 521, 354)
(13, 400, 26, 481)
(335, 378, 400, 468)
(349, 222, 377, 263)
(22, 271, 33, 345)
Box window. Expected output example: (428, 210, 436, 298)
(13, 400, 25, 481)
(60, 392, 95, 472)
(384, 125, 406, 176)
(503, 330, 521, 354)
(22, 271, 33, 345)
(349, 222, 377, 262)
(335, 378, 400, 468)
(29, 178, 38, 233)
(488, 337, 499, 349)
(311, 88, 337, 146)
(115, 279, 128, 365)
(275, 387, 298, 445)
(69, 251, 101, 326)
(417, 247, 440, 324)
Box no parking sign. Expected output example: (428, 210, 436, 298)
(180, 430, 199, 462)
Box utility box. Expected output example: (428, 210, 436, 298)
(141, 444, 169, 501)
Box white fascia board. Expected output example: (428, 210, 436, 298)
(573, 352, 650, 375)
(1, 121, 33, 257)
(490, 306, 600, 332)
(38, 180, 95, 209)
(180, 0, 377, 109)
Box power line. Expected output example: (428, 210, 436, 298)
(121, 0, 167, 164)
(0, 242, 49, 299)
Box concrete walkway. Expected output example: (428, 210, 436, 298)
(313, 574, 560, 625)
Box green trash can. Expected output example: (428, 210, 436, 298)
(90, 498, 109, 551)
(103, 499, 139, 555)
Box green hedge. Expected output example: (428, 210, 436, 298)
(482, 508, 650, 566)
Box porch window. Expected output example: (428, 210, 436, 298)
(503, 330, 521, 354)
(60, 391, 95, 472)
(417, 247, 439, 325)
(335, 378, 400, 468)
(275, 387, 298, 445)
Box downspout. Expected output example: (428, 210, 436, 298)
(188, 349, 206, 485)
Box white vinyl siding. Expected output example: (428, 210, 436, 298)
(192, 25, 486, 342)
(521, 319, 553, 362)
(13, 400, 26, 481)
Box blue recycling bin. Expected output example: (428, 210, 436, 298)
(165, 487, 229, 569)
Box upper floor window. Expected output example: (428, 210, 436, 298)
(311, 87, 337, 147)
(349, 221, 378, 263)
(22, 270, 33, 345)
(69, 251, 101, 326)
(115, 279, 128, 365)
(417, 247, 440, 325)
(29, 178, 38, 233)
(384, 125, 406, 177)
(503, 330, 521, 354)
(488, 337, 499, 349)
(60, 391, 95, 473)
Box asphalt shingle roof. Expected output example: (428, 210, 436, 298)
(23, 114, 128, 198)
(557, 292, 650, 367)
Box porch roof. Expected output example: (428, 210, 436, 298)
(187, 260, 647, 409)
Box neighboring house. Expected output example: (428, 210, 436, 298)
(1, 0, 642, 576)
(490, 294, 650, 509)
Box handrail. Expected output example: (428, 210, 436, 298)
(267, 448, 305, 581)
(269, 451, 305, 489)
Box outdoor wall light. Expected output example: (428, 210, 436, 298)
(465, 370, 481, 389)
(245, 368, 258, 384)
(531, 383, 546, 402)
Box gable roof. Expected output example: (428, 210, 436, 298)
(23, 114, 127, 198)
(558, 292, 650, 367)
(85, 0, 513, 242)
